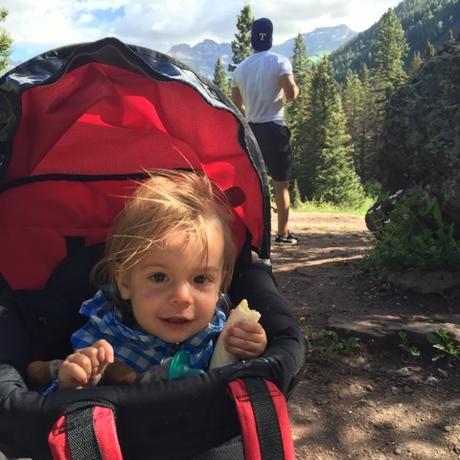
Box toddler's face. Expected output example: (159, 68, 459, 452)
(116, 217, 225, 343)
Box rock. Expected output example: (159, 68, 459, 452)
(387, 270, 460, 295)
(405, 374, 423, 386)
(327, 313, 460, 347)
(396, 367, 412, 377)
(367, 42, 460, 239)
(436, 368, 449, 378)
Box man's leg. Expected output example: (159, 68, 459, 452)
(273, 180, 290, 237)
(250, 122, 298, 243)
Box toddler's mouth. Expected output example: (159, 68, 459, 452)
(162, 317, 191, 325)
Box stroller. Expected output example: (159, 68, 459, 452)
(0, 37, 305, 459)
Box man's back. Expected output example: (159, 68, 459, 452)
(231, 17, 300, 244)
(232, 51, 291, 125)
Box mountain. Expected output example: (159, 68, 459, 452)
(329, 0, 460, 81)
(168, 39, 233, 79)
(272, 25, 357, 58)
(168, 25, 357, 79)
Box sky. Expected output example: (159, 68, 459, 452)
(2, 0, 402, 64)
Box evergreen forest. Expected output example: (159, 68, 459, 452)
(329, 0, 460, 81)
(216, 0, 458, 210)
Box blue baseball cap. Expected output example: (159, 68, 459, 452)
(251, 18, 273, 51)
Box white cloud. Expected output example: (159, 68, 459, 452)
(3, 0, 127, 45)
(77, 13, 95, 25)
(3, 0, 401, 59)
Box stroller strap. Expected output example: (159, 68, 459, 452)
(228, 378, 295, 460)
(48, 401, 123, 460)
(47, 377, 295, 460)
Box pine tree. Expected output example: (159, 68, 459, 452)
(299, 56, 363, 205)
(0, 8, 12, 72)
(295, 61, 320, 199)
(290, 179, 302, 208)
(371, 8, 408, 98)
(342, 72, 365, 175)
(229, 5, 253, 72)
(286, 33, 311, 187)
(213, 57, 230, 96)
(287, 33, 310, 122)
(291, 33, 309, 89)
(367, 8, 408, 184)
(425, 39, 435, 59)
(409, 51, 423, 78)
(358, 64, 380, 185)
(316, 98, 363, 206)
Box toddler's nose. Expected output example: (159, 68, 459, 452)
(170, 281, 193, 306)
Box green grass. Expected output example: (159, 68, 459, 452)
(292, 197, 374, 217)
(302, 326, 362, 362)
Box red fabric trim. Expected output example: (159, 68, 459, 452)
(228, 379, 262, 460)
(263, 380, 296, 460)
(48, 414, 71, 460)
(93, 406, 123, 460)
(48, 407, 123, 460)
(228, 378, 296, 460)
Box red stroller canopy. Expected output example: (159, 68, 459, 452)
(0, 38, 270, 290)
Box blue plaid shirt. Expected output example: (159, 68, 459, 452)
(71, 289, 226, 373)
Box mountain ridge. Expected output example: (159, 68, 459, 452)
(329, 0, 460, 81)
(168, 24, 357, 78)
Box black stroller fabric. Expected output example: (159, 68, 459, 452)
(0, 37, 305, 459)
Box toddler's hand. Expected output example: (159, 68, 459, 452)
(58, 339, 114, 389)
(223, 320, 267, 359)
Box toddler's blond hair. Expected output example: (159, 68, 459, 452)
(94, 169, 236, 293)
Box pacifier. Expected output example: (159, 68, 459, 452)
(167, 350, 205, 380)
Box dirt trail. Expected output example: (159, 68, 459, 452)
(271, 212, 460, 459)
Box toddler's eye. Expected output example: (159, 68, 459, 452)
(150, 272, 168, 283)
(194, 274, 211, 285)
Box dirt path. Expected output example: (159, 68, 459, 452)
(271, 212, 460, 459)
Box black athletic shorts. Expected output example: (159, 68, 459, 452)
(249, 121, 293, 182)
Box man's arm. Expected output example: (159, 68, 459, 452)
(280, 74, 299, 101)
(231, 86, 245, 116)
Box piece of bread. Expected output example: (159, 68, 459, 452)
(209, 299, 261, 369)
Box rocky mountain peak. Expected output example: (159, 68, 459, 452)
(167, 25, 357, 78)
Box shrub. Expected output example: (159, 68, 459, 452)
(362, 186, 460, 275)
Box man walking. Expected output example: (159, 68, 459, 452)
(231, 17, 299, 244)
